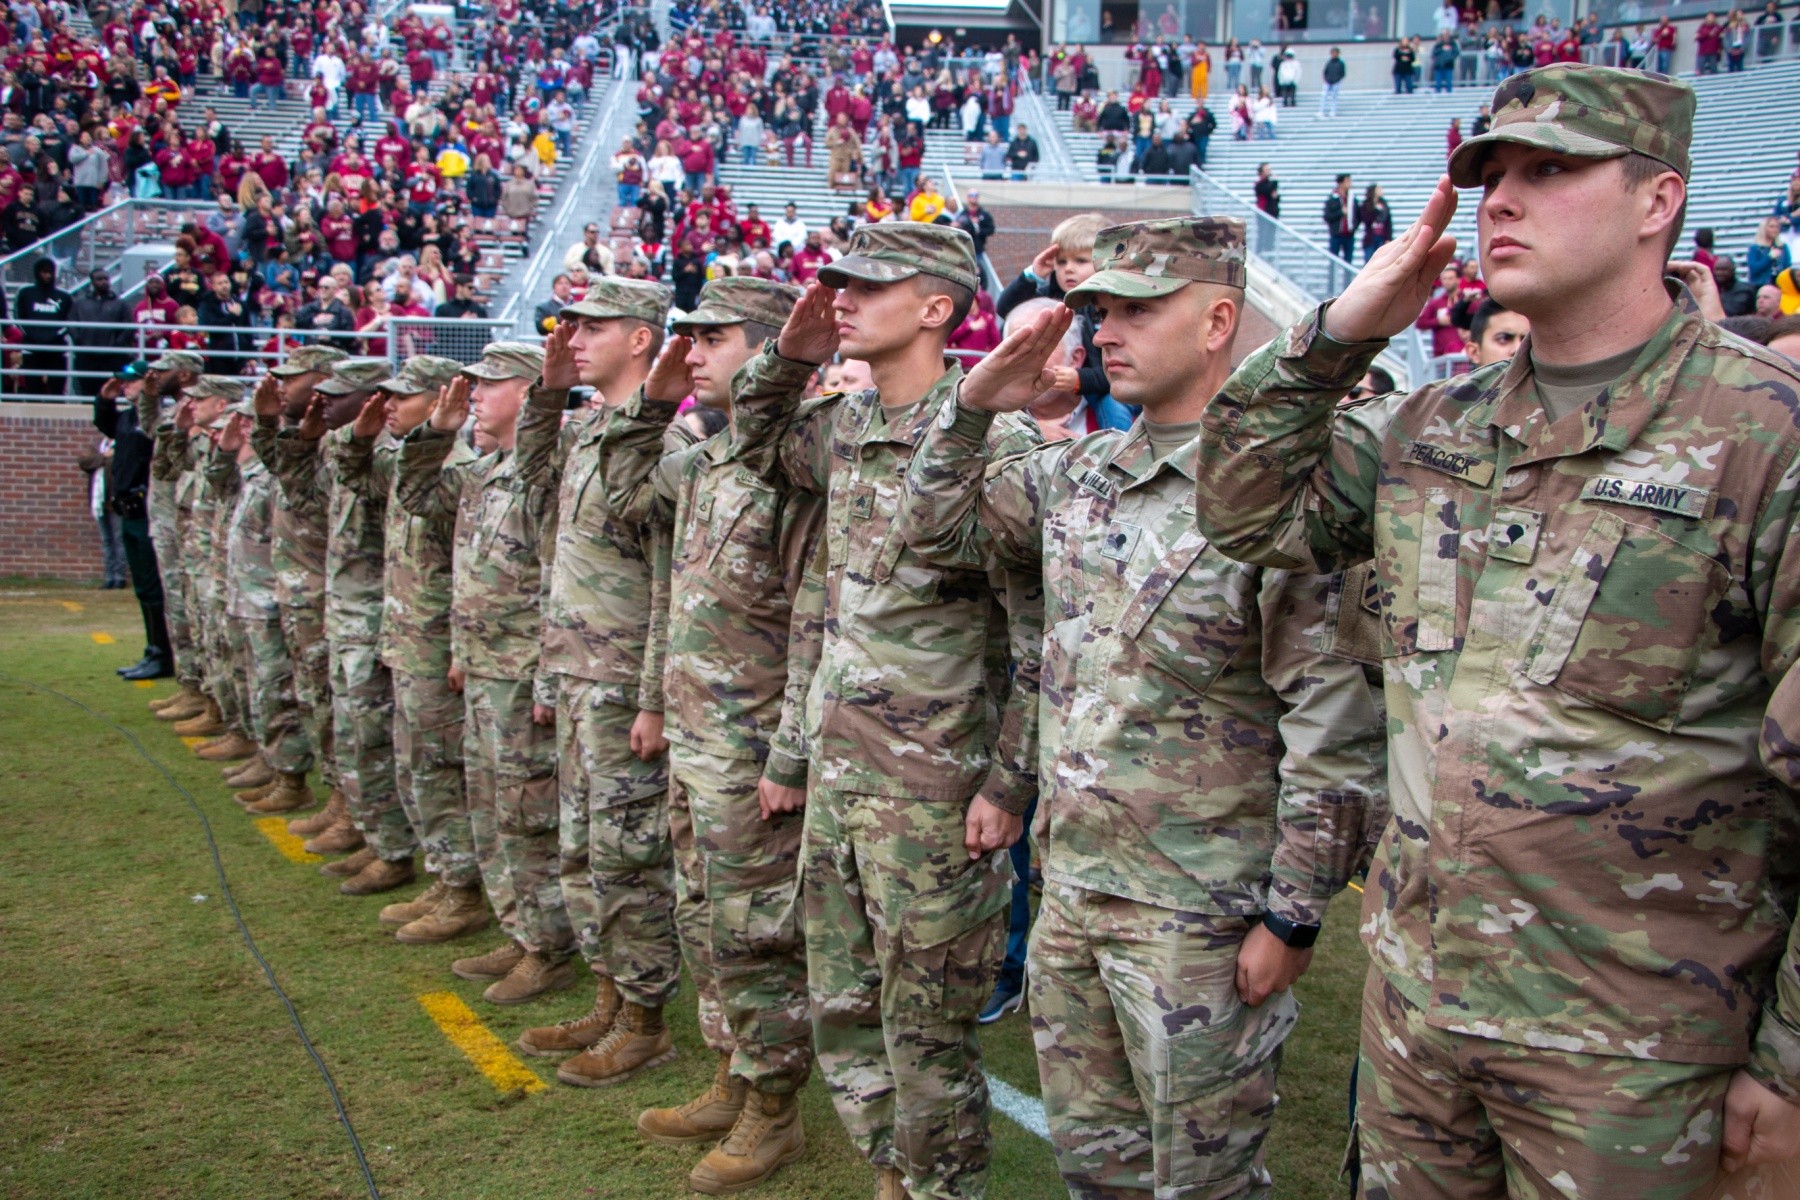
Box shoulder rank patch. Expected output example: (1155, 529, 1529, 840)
(1580, 475, 1710, 520)
(1402, 440, 1495, 487)
(1066, 464, 1117, 500)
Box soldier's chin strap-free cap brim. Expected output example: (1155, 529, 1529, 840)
(1065, 257, 1248, 305)
(1447, 126, 1635, 188)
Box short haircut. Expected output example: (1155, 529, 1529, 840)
(627, 315, 665, 359)
(1718, 315, 1773, 345)
(1364, 365, 1396, 394)
(1051, 213, 1108, 256)
(1620, 151, 1686, 260)
(737, 319, 781, 348)
(1468, 297, 1513, 346)
(913, 274, 976, 332)
(1769, 317, 1800, 343)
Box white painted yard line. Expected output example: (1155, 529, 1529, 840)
(986, 1071, 1051, 1142)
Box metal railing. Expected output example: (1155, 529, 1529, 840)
(384, 316, 517, 367)
(1188, 167, 1428, 387)
(0, 198, 219, 295)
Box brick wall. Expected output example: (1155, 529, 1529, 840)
(1, 404, 105, 581)
(983, 201, 1279, 366)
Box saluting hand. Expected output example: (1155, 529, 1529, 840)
(252, 372, 282, 420)
(540, 318, 582, 391)
(644, 333, 694, 403)
(960, 303, 1073, 414)
(429, 376, 470, 433)
(295, 390, 329, 440)
(1323, 174, 1459, 344)
(172, 396, 196, 432)
(351, 391, 389, 439)
(776, 282, 840, 366)
(218, 412, 249, 454)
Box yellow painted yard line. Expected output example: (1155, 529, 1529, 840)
(59, 600, 84, 613)
(417, 992, 547, 1094)
(180, 735, 208, 749)
(1347, 880, 1365, 894)
(253, 816, 324, 864)
(90, 632, 115, 645)
(135, 680, 156, 689)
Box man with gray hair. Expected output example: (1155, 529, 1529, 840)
(1001, 297, 1136, 439)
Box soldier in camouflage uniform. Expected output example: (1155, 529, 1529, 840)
(510, 281, 686, 1086)
(140, 351, 208, 723)
(249, 345, 348, 826)
(195, 380, 261, 767)
(1194, 65, 1800, 1196)
(211, 398, 316, 812)
(155, 372, 234, 740)
(262, 358, 416, 894)
(590, 277, 821, 1193)
(396, 343, 575, 1006)
(333, 355, 490, 943)
(899, 217, 1389, 1199)
(731, 224, 1044, 1200)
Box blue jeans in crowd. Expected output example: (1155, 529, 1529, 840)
(1433, 66, 1454, 92)
(740, 145, 759, 165)
(998, 798, 1038, 992)
(250, 82, 283, 109)
(616, 182, 642, 208)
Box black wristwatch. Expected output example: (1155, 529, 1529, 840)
(1260, 911, 1321, 949)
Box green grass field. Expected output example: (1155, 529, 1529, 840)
(0, 582, 1364, 1200)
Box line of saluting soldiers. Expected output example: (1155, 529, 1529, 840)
(122, 63, 1800, 1199)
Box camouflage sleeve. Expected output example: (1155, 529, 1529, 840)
(595, 385, 685, 527)
(262, 426, 328, 512)
(135, 382, 162, 439)
(765, 519, 828, 790)
(394, 425, 467, 519)
(514, 385, 571, 491)
(735, 347, 832, 495)
(899, 393, 1059, 572)
(1257, 566, 1389, 929)
(150, 420, 185, 481)
(332, 430, 384, 501)
(203, 446, 240, 496)
(532, 478, 560, 712)
(1195, 304, 1397, 573)
(1746, 451, 1800, 1101)
(636, 519, 671, 714)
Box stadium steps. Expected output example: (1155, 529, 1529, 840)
(1047, 57, 1800, 268)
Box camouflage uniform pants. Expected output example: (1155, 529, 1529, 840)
(671, 745, 810, 1094)
(327, 640, 411, 862)
(1030, 884, 1295, 1200)
(150, 482, 198, 687)
(465, 673, 571, 958)
(803, 788, 1013, 1200)
(280, 601, 336, 790)
(391, 668, 476, 889)
(555, 677, 673, 1005)
(1356, 968, 1735, 1200)
(219, 609, 254, 734)
(191, 568, 241, 727)
(235, 615, 313, 775)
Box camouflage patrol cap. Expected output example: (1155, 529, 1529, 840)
(1064, 216, 1248, 305)
(379, 355, 464, 395)
(313, 357, 394, 395)
(1447, 63, 1694, 188)
(462, 341, 546, 382)
(269, 343, 350, 378)
(673, 277, 804, 335)
(185, 374, 247, 401)
(817, 223, 979, 294)
(560, 278, 674, 325)
(147, 349, 203, 373)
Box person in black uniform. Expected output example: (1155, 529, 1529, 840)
(92, 361, 171, 679)
(15, 257, 72, 396)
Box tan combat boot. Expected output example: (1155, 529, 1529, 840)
(636, 1052, 746, 1145)
(152, 685, 206, 719)
(451, 940, 524, 982)
(288, 789, 344, 836)
(196, 731, 257, 762)
(320, 846, 376, 878)
(172, 701, 225, 737)
(246, 774, 315, 815)
(876, 1166, 909, 1200)
(304, 814, 365, 856)
(395, 885, 491, 945)
(517, 977, 621, 1057)
(233, 777, 279, 807)
(340, 855, 414, 896)
(379, 879, 448, 929)
(689, 1088, 805, 1195)
(224, 755, 272, 787)
(556, 1002, 677, 1087)
(483, 951, 578, 1006)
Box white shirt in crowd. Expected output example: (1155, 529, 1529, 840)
(312, 51, 346, 94)
(770, 216, 808, 251)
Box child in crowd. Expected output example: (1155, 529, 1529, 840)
(993, 212, 1124, 424)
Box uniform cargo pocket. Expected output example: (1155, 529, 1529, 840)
(708, 842, 802, 966)
(1156, 989, 1298, 1187)
(1123, 532, 1252, 694)
(890, 853, 1014, 1027)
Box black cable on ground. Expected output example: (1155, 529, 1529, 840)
(2, 673, 382, 1200)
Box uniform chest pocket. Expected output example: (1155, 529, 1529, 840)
(1121, 532, 1251, 694)
(704, 477, 782, 599)
(1378, 484, 1462, 657)
(1523, 511, 1726, 732)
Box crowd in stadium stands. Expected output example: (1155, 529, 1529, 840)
(0, 0, 634, 390)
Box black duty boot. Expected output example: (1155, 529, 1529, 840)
(122, 648, 172, 680)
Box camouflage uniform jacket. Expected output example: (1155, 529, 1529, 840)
(335, 430, 474, 678)
(596, 381, 826, 786)
(516, 391, 679, 711)
(734, 348, 1043, 814)
(260, 423, 386, 645)
(211, 456, 282, 621)
(251, 419, 329, 615)
(903, 405, 1386, 919)
(396, 425, 558, 703)
(186, 434, 223, 583)
(1194, 291, 1800, 1093)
